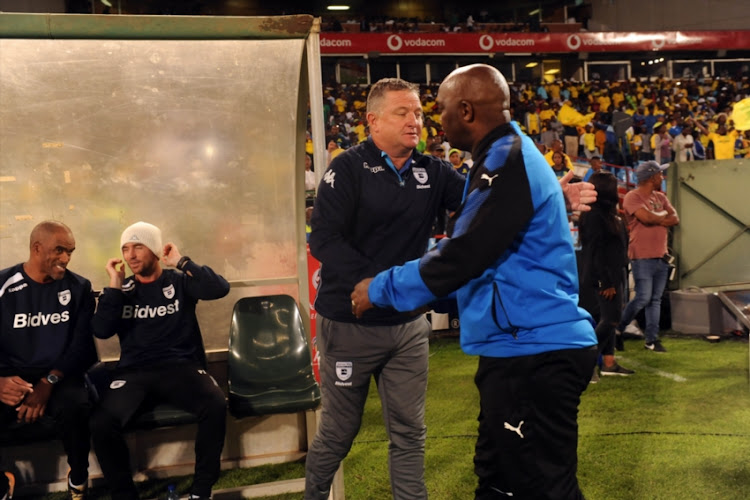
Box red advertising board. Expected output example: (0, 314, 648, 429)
(307, 245, 321, 382)
(320, 31, 750, 55)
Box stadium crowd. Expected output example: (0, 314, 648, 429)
(309, 75, 750, 177)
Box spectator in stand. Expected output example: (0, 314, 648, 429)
(580, 123, 597, 159)
(672, 125, 694, 162)
(90, 222, 230, 500)
(695, 121, 737, 160)
(540, 119, 558, 148)
(616, 162, 679, 353)
(653, 124, 672, 164)
(550, 151, 568, 179)
(0, 221, 97, 500)
(579, 172, 634, 381)
(448, 148, 470, 176)
(544, 138, 573, 171)
(582, 155, 604, 182)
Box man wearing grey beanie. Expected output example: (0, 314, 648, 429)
(90, 221, 230, 500)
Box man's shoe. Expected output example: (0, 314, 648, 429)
(623, 320, 645, 338)
(600, 363, 635, 376)
(67, 470, 87, 500)
(1, 471, 15, 500)
(645, 340, 667, 353)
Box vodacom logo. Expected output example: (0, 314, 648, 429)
(566, 34, 582, 50)
(479, 34, 494, 51)
(651, 37, 666, 49)
(387, 35, 403, 51)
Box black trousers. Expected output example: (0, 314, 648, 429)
(90, 362, 226, 500)
(593, 282, 624, 358)
(474, 346, 596, 500)
(0, 373, 91, 484)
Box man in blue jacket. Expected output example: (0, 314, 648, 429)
(305, 78, 466, 500)
(351, 65, 598, 499)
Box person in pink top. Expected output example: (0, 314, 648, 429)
(616, 161, 679, 352)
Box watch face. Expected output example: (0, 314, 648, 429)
(46, 374, 60, 384)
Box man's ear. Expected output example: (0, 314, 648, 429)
(461, 100, 474, 123)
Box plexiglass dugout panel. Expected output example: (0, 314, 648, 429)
(0, 38, 306, 358)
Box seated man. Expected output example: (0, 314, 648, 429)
(0, 221, 97, 500)
(90, 222, 230, 500)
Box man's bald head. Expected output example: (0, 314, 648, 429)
(437, 64, 511, 153)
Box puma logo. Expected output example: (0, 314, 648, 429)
(504, 420, 524, 438)
(481, 173, 499, 186)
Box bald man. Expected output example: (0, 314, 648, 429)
(352, 64, 597, 499)
(0, 221, 97, 499)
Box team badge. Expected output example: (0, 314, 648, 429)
(413, 167, 428, 184)
(336, 361, 353, 381)
(58, 290, 71, 306)
(163, 284, 175, 299)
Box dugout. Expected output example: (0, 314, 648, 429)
(0, 12, 328, 495)
(666, 158, 750, 334)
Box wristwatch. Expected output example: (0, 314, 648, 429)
(45, 373, 60, 385)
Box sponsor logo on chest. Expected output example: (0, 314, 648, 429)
(122, 299, 180, 319)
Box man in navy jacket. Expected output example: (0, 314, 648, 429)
(0, 221, 96, 500)
(352, 65, 598, 499)
(90, 222, 229, 500)
(305, 78, 466, 500)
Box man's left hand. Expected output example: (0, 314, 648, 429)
(351, 278, 374, 318)
(560, 171, 597, 212)
(162, 242, 182, 268)
(16, 381, 52, 424)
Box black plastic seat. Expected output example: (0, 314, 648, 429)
(228, 295, 321, 417)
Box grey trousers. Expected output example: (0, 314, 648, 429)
(304, 315, 430, 500)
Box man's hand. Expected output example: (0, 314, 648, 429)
(560, 171, 597, 212)
(599, 287, 616, 301)
(351, 278, 374, 319)
(162, 243, 182, 268)
(0, 376, 33, 406)
(15, 380, 53, 423)
(105, 258, 126, 289)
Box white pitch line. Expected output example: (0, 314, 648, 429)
(616, 356, 688, 382)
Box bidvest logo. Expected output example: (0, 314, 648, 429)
(122, 300, 180, 319)
(13, 311, 70, 328)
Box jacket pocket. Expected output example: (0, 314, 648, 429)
(491, 282, 518, 337)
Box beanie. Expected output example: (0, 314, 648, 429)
(120, 221, 162, 258)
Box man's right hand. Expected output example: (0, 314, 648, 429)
(0, 376, 33, 406)
(105, 258, 126, 288)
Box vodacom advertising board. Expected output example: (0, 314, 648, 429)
(320, 31, 750, 55)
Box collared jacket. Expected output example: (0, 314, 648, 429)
(368, 122, 596, 357)
(310, 137, 465, 325)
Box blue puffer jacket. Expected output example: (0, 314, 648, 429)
(368, 122, 596, 358)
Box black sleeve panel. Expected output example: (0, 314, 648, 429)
(419, 138, 536, 298)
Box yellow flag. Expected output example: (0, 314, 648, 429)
(732, 98, 750, 131)
(558, 104, 596, 128)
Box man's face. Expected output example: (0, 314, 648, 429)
(591, 159, 602, 171)
(436, 82, 468, 151)
(36, 229, 75, 282)
(367, 90, 422, 155)
(122, 242, 159, 277)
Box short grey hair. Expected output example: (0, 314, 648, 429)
(366, 78, 420, 115)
